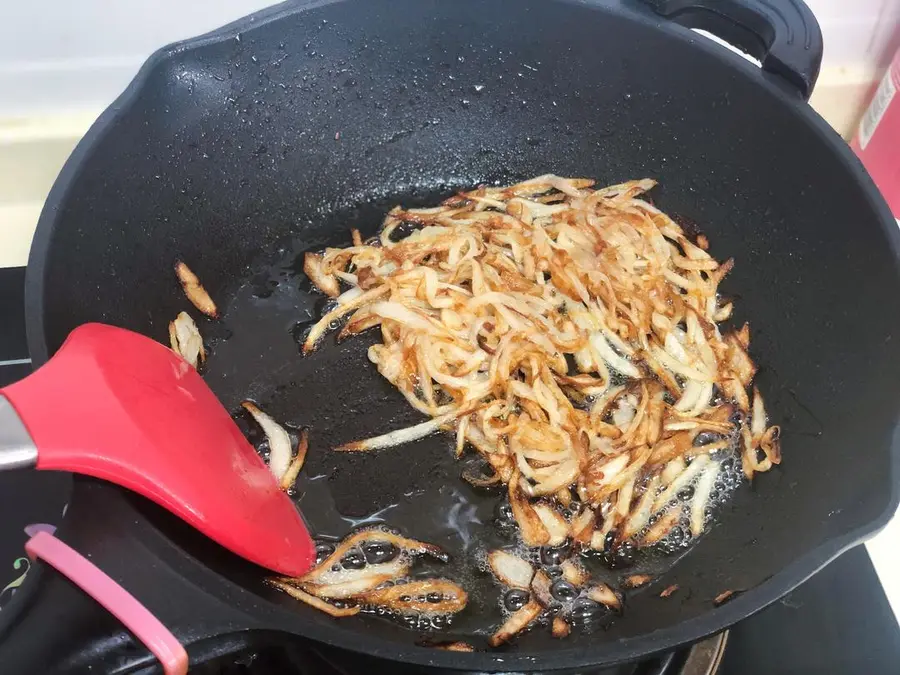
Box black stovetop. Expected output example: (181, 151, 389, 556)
(1, 266, 899, 675)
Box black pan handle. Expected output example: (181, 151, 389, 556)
(637, 0, 823, 99)
(0, 479, 268, 674)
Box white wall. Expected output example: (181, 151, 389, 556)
(0, 0, 897, 116)
(0, 0, 272, 115)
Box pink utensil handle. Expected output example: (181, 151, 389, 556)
(26, 531, 188, 675)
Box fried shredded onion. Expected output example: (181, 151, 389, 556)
(489, 600, 542, 647)
(293, 174, 784, 642)
(660, 584, 679, 598)
(623, 574, 654, 589)
(302, 175, 780, 565)
(169, 311, 204, 368)
(267, 578, 361, 617)
(242, 401, 294, 483)
(487, 550, 535, 590)
(271, 527, 464, 621)
(175, 261, 218, 318)
(280, 429, 309, 491)
(356, 579, 468, 614)
(430, 641, 475, 652)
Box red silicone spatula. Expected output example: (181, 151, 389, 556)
(0, 323, 315, 577)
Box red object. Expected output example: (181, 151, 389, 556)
(26, 531, 188, 675)
(852, 49, 900, 217)
(2, 323, 315, 577)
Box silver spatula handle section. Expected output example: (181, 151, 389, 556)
(0, 396, 37, 470)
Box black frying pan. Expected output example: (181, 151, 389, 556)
(2, 0, 900, 672)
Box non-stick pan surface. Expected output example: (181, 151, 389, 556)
(9, 0, 900, 671)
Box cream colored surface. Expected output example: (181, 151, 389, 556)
(0, 112, 97, 267)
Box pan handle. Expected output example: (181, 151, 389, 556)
(636, 0, 823, 99)
(0, 479, 268, 673)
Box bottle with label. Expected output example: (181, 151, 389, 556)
(851, 48, 900, 218)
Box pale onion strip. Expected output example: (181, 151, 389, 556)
(267, 578, 361, 617)
(509, 472, 550, 546)
(615, 476, 635, 519)
(653, 454, 712, 513)
(302, 285, 389, 354)
(590, 333, 641, 378)
(622, 474, 661, 540)
(586, 583, 622, 611)
(488, 550, 535, 590)
(689, 462, 720, 537)
(533, 503, 569, 546)
(652, 346, 715, 382)
(674, 380, 704, 412)
(169, 311, 205, 368)
(300, 571, 401, 599)
(302, 554, 410, 588)
(751, 387, 767, 439)
(661, 458, 687, 486)
(685, 381, 714, 418)
(569, 506, 595, 544)
(335, 411, 460, 452)
(560, 559, 590, 587)
(336, 285, 363, 305)
(242, 402, 293, 483)
(279, 429, 309, 491)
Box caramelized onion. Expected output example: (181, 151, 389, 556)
(357, 579, 468, 614)
(267, 578, 361, 617)
(303, 528, 448, 585)
(175, 261, 218, 318)
(489, 600, 542, 646)
(660, 584, 679, 598)
(488, 550, 535, 590)
(432, 642, 475, 652)
(623, 574, 653, 589)
(552, 616, 572, 638)
(279, 429, 309, 491)
(586, 583, 622, 612)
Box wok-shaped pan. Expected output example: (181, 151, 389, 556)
(2, 0, 900, 672)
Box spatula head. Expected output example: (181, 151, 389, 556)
(3, 323, 315, 577)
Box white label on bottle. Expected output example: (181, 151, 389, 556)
(859, 67, 896, 151)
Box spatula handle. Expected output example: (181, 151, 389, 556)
(0, 396, 37, 470)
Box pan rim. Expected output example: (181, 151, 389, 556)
(23, 0, 900, 670)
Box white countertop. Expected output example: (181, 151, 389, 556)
(0, 74, 897, 628)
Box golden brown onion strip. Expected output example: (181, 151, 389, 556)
(267, 578, 361, 617)
(356, 579, 467, 614)
(489, 600, 542, 646)
(175, 261, 217, 318)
